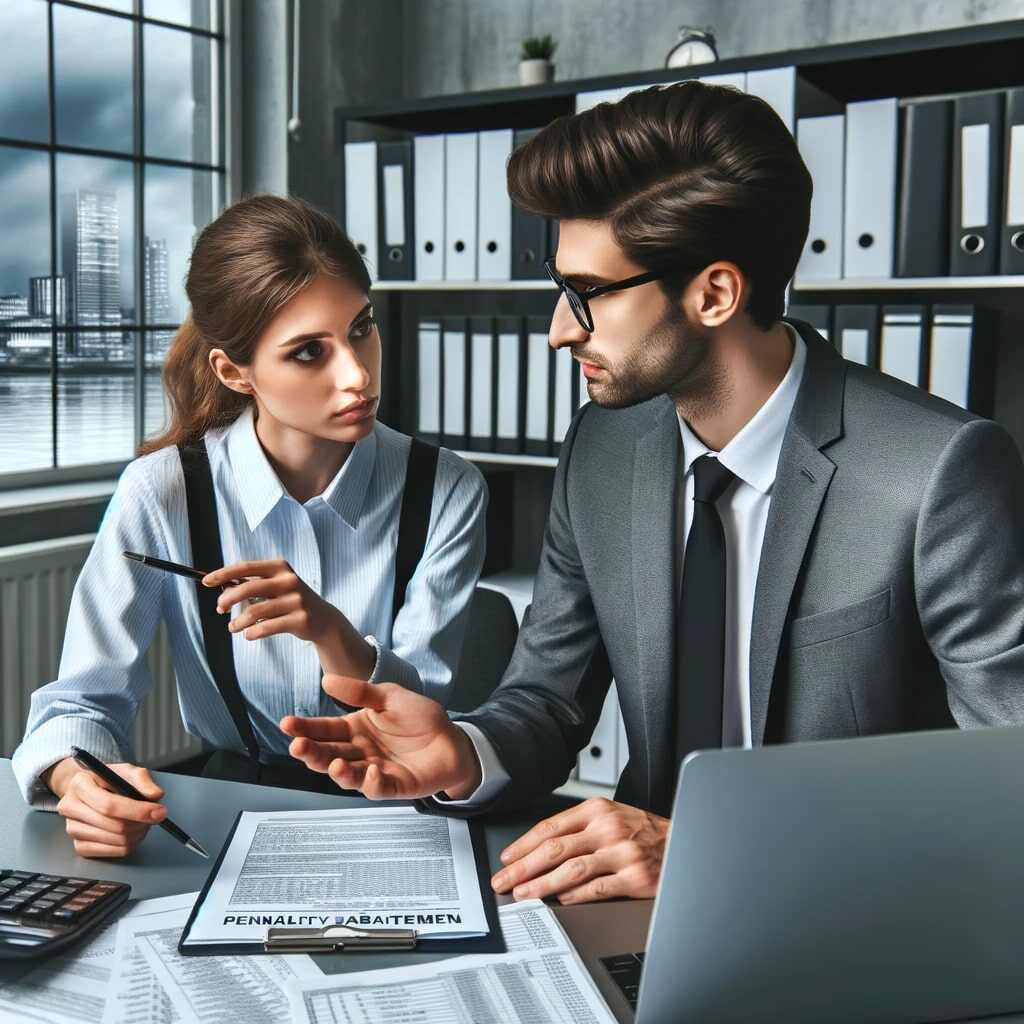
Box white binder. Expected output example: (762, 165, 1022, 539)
(841, 328, 871, 366)
(553, 344, 573, 444)
(579, 684, 620, 787)
(470, 323, 493, 445)
(928, 309, 975, 409)
(414, 134, 445, 281)
(575, 85, 646, 113)
(577, 361, 589, 412)
(443, 321, 467, 438)
(444, 133, 479, 280)
(477, 128, 513, 281)
(844, 98, 898, 279)
(746, 66, 796, 131)
(416, 320, 441, 436)
(699, 72, 746, 90)
(525, 327, 550, 453)
(796, 114, 845, 281)
(496, 322, 521, 452)
(616, 702, 629, 778)
(344, 141, 378, 279)
(880, 308, 925, 386)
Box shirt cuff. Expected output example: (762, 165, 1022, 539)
(11, 717, 125, 811)
(364, 635, 425, 695)
(435, 722, 511, 806)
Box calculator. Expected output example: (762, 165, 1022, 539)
(0, 869, 130, 959)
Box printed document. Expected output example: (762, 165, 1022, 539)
(286, 899, 618, 1024)
(183, 807, 489, 947)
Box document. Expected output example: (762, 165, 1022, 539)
(183, 807, 489, 947)
(286, 899, 618, 1024)
(0, 891, 196, 1024)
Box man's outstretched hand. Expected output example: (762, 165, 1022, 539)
(280, 675, 482, 800)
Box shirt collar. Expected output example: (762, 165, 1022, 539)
(224, 404, 377, 531)
(677, 322, 807, 495)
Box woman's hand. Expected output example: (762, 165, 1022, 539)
(44, 757, 167, 859)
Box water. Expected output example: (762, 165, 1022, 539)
(0, 373, 170, 474)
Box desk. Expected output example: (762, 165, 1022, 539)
(2, 759, 1021, 1024)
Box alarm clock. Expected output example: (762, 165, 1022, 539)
(665, 26, 719, 69)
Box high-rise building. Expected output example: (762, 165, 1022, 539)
(61, 189, 121, 359)
(144, 236, 174, 364)
(0, 294, 29, 321)
(29, 275, 66, 321)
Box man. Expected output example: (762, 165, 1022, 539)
(280, 80, 1024, 905)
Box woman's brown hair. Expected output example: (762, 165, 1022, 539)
(139, 193, 371, 455)
(506, 80, 812, 330)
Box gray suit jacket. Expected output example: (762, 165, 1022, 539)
(454, 319, 1024, 817)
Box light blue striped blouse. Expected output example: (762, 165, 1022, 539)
(13, 405, 488, 808)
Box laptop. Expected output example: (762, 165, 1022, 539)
(563, 725, 1024, 1023)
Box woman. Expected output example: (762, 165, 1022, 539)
(11, 194, 487, 858)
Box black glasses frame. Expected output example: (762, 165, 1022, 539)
(544, 257, 670, 333)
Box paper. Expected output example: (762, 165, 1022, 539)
(113, 904, 320, 1024)
(183, 807, 489, 947)
(0, 892, 196, 1024)
(286, 899, 618, 1024)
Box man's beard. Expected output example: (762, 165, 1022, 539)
(580, 309, 725, 414)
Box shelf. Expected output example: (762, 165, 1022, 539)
(372, 280, 555, 291)
(793, 275, 1024, 291)
(454, 450, 558, 468)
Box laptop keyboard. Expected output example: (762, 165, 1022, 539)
(600, 950, 646, 1010)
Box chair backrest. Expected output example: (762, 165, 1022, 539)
(448, 586, 520, 712)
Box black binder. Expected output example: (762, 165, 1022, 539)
(897, 99, 953, 278)
(512, 130, 550, 280)
(377, 140, 415, 280)
(178, 809, 505, 957)
(786, 305, 833, 345)
(951, 91, 1005, 277)
(468, 315, 497, 452)
(834, 304, 880, 369)
(1001, 88, 1024, 275)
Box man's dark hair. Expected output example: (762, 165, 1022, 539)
(507, 80, 813, 331)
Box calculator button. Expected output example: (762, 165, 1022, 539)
(21, 906, 47, 918)
(36, 876, 62, 885)
(50, 908, 80, 922)
(0, 878, 20, 891)
(51, 886, 77, 897)
(9, 872, 35, 881)
(0, 900, 22, 913)
(64, 878, 90, 886)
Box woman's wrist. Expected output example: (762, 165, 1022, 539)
(42, 756, 81, 799)
(312, 607, 376, 679)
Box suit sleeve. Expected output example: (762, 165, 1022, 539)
(914, 418, 1024, 726)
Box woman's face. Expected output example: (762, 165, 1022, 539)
(240, 273, 382, 444)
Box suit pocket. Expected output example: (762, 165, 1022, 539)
(789, 587, 892, 649)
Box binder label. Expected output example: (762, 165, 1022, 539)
(383, 164, 406, 246)
(1009, 125, 1024, 226)
(961, 123, 990, 228)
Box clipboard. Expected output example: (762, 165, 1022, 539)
(177, 806, 506, 957)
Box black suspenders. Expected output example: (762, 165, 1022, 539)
(178, 436, 440, 762)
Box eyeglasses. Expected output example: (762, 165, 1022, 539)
(544, 256, 670, 333)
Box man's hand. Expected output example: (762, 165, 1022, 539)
(280, 674, 483, 799)
(491, 798, 669, 905)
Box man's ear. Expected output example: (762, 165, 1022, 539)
(209, 349, 253, 395)
(684, 262, 746, 328)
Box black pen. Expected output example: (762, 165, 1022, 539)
(69, 746, 209, 859)
(123, 551, 208, 582)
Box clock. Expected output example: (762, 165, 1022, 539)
(665, 26, 719, 69)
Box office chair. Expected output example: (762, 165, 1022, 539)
(448, 585, 519, 713)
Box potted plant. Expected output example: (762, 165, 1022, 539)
(519, 34, 557, 86)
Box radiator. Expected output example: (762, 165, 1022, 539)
(0, 535, 202, 767)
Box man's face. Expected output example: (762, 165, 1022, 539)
(550, 219, 718, 410)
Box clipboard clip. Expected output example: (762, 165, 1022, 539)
(264, 924, 418, 953)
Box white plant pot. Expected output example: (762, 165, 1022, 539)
(519, 59, 554, 86)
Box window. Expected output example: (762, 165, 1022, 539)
(0, 0, 225, 482)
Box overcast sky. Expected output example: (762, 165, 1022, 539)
(0, 0, 218, 323)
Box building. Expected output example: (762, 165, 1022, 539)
(29, 275, 66, 322)
(0, 294, 29, 321)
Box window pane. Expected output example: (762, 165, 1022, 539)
(0, 145, 54, 473)
(144, 0, 214, 32)
(54, 4, 134, 153)
(144, 24, 215, 163)
(57, 333, 137, 466)
(145, 164, 217, 328)
(0, 0, 49, 143)
(144, 354, 170, 440)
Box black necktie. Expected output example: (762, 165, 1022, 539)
(675, 453, 736, 767)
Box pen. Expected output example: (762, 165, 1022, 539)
(123, 551, 208, 582)
(69, 746, 209, 859)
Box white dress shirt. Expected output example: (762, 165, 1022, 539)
(452, 324, 807, 803)
(13, 405, 487, 808)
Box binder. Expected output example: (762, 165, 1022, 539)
(525, 315, 552, 457)
(416, 318, 441, 444)
(577, 359, 589, 412)
(468, 316, 496, 452)
(495, 316, 523, 454)
(927, 305, 995, 414)
(445, 133, 479, 280)
(796, 114, 845, 280)
(880, 305, 928, 387)
(377, 140, 413, 280)
(834, 305, 880, 368)
(698, 72, 746, 91)
(414, 134, 445, 281)
(616, 702, 629, 779)
(896, 99, 953, 278)
(578, 683, 620, 787)
(844, 98, 899, 279)
(951, 91, 1005, 277)
(442, 316, 468, 450)
(1000, 87, 1024, 274)
(575, 85, 643, 113)
(746, 66, 797, 132)
(511, 130, 549, 280)
(786, 304, 832, 344)
(477, 129, 513, 281)
(344, 141, 378, 277)
(551, 342, 574, 456)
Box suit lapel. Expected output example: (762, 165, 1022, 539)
(749, 321, 846, 745)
